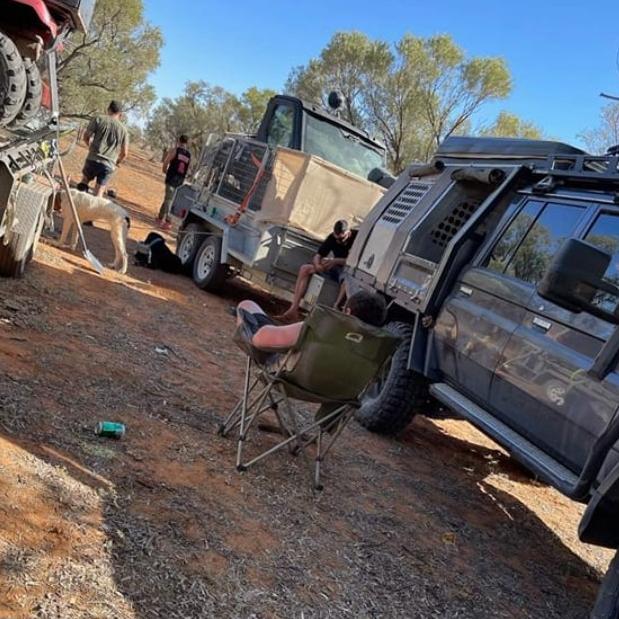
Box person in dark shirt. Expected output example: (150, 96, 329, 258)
(158, 134, 192, 230)
(277, 219, 358, 322)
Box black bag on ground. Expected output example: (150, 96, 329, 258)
(135, 232, 184, 274)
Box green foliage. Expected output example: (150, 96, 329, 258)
(287, 32, 392, 128)
(481, 111, 543, 139)
(579, 103, 619, 154)
(236, 86, 278, 133)
(286, 31, 513, 172)
(58, 0, 162, 119)
(144, 82, 276, 155)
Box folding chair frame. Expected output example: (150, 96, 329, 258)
(218, 354, 357, 490)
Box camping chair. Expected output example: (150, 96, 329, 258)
(219, 305, 400, 490)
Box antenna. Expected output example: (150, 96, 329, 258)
(601, 92, 619, 102)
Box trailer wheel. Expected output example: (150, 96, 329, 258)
(0, 32, 27, 127)
(176, 222, 203, 270)
(193, 235, 226, 292)
(356, 321, 429, 435)
(9, 58, 42, 128)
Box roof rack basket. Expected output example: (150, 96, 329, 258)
(543, 153, 619, 184)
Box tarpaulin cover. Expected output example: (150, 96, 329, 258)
(255, 147, 385, 240)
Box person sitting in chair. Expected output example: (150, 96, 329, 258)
(237, 290, 386, 352)
(276, 220, 358, 323)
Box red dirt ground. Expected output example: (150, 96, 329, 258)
(0, 142, 613, 618)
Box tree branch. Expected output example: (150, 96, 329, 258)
(78, 81, 115, 92)
(58, 36, 100, 72)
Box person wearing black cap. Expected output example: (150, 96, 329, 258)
(277, 219, 357, 322)
(79, 100, 129, 197)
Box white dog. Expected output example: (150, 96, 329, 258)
(58, 188, 130, 274)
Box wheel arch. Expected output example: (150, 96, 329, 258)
(7, 0, 58, 39)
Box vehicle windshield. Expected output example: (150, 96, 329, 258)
(303, 112, 385, 180)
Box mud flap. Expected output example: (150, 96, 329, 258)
(579, 460, 619, 549)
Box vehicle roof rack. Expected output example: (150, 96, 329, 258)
(436, 136, 586, 160)
(540, 152, 619, 184)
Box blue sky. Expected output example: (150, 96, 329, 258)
(143, 0, 619, 147)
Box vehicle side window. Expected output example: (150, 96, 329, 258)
(486, 201, 543, 273)
(584, 213, 619, 314)
(505, 203, 585, 284)
(266, 105, 294, 149)
(486, 202, 585, 285)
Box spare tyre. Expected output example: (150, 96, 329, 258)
(9, 58, 42, 128)
(0, 31, 27, 127)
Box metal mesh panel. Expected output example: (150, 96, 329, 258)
(429, 199, 482, 249)
(192, 138, 270, 210)
(215, 140, 269, 205)
(380, 182, 431, 225)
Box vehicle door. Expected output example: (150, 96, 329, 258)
(433, 197, 548, 403)
(491, 205, 619, 473)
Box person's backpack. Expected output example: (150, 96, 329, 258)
(135, 232, 184, 274)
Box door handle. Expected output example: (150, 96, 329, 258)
(459, 285, 473, 297)
(532, 316, 552, 332)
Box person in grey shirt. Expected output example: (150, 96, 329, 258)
(78, 100, 129, 197)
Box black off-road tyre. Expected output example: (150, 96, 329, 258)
(0, 32, 27, 127)
(9, 58, 42, 128)
(193, 235, 227, 292)
(591, 550, 619, 619)
(356, 321, 429, 435)
(0, 231, 31, 278)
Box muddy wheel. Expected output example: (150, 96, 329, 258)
(0, 228, 35, 278)
(9, 58, 42, 128)
(356, 321, 428, 435)
(0, 32, 27, 127)
(591, 550, 619, 619)
(176, 222, 203, 270)
(193, 235, 226, 292)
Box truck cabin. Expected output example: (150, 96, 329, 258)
(254, 95, 387, 182)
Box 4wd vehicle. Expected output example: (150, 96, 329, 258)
(1, 0, 95, 128)
(347, 136, 619, 617)
(0, 0, 95, 277)
(172, 94, 388, 305)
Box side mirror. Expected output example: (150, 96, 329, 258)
(537, 238, 619, 323)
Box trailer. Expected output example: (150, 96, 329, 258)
(172, 94, 390, 306)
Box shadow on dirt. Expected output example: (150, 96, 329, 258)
(0, 248, 606, 618)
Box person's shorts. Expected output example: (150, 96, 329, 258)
(325, 265, 345, 283)
(82, 159, 114, 186)
(240, 310, 275, 337)
(234, 309, 279, 366)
